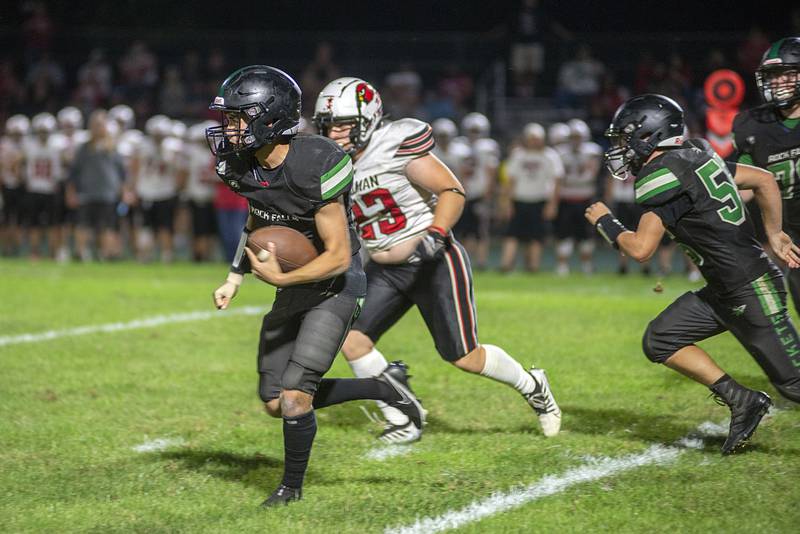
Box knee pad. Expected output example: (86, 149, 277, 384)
(557, 239, 574, 257)
(578, 239, 595, 255)
(642, 321, 672, 364)
(773, 378, 800, 404)
(281, 360, 309, 392)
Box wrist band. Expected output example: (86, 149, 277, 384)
(595, 214, 628, 249)
(428, 225, 447, 237)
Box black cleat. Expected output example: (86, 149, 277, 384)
(711, 388, 772, 455)
(378, 361, 426, 431)
(261, 484, 302, 508)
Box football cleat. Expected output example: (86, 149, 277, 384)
(711, 389, 772, 455)
(379, 420, 423, 444)
(378, 361, 426, 433)
(261, 484, 302, 508)
(525, 368, 562, 437)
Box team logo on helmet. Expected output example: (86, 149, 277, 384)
(325, 96, 335, 111)
(356, 83, 375, 105)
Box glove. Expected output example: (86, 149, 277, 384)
(213, 272, 243, 310)
(408, 226, 450, 264)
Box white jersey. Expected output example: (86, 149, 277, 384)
(182, 144, 216, 203)
(505, 146, 564, 202)
(352, 118, 436, 253)
(0, 136, 24, 188)
(134, 137, 178, 202)
(22, 136, 63, 194)
(557, 141, 602, 201)
(51, 130, 90, 169)
(610, 174, 636, 203)
(451, 136, 499, 200)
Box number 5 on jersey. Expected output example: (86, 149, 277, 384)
(696, 156, 745, 226)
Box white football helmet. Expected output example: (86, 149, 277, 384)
(548, 122, 570, 146)
(567, 118, 591, 142)
(109, 104, 135, 130)
(145, 115, 173, 137)
(313, 77, 384, 153)
(5, 114, 30, 136)
(523, 122, 545, 140)
(432, 118, 458, 140)
(57, 106, 84, 130)
(171, 120, 187, 140)
(32, 113, 57, 134)
(461, 112, 490, 138)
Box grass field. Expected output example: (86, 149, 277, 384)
(1, 259, 799, 533)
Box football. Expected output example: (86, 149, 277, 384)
(247, 226, 319, 272)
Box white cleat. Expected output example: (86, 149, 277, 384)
(379, 420, 423, 444)
(525, 368, 562, 437)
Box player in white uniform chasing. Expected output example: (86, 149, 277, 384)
(314, 77, 561, 444)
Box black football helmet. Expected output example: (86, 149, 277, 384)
(206, 65, 301, 156)
(604, 94, 685, 179)
(755, 37, 800, 110)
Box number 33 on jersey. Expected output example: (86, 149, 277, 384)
(350, 118, 436, 252)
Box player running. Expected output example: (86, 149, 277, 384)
(733, 37, 800, 314)
(586, 94, 800, 454)
(313, 77, 561, 444)
(206, 66, 424, 507)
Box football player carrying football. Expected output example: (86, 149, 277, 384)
(587, 94, 800, 454)
(207, 66, 424, 507)
(733, 37, 800, 314)
(314, 77, 561, 444)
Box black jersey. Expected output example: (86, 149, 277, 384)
(732, 107, 800, 201)
(216, 134, 360, 256)
(635, 138, 771, 294)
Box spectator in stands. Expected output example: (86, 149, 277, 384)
(22, 1, 54, 64)
(508, 0, 570, 97)
(74, 49, 112, 111)
(737, 26, 770, 76)
(437, 63, 474, 115)
(301, 42, 341, 117)
(384, 63, 424, 119)
(500, 123, 562, 272)
(555, 44, 605, 109)
(158, 66, 187, 117)
(0, 61, 25, 119)
(119, 41, 158, 100)
(66, 110, 126, 261)
(26, 51, 65, 110)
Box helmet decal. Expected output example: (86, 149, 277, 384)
(356, 82, 375, 105)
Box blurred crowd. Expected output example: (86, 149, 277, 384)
(0, 105, 700, 279)
(1, 1, 796, 274)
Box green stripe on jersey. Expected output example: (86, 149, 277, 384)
(751, 274, 782, 316)
(321, 156, 353, 200)
(635, 168, 680, 203)
(737, 153, 754, 165)
(321, 154, 351, 183)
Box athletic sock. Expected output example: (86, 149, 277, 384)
(480, 344, 536, 396)
(281, 410, 317, 490)
(347, 349, 409, 426)
(312, 377, 400, 409)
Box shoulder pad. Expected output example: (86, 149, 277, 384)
(682, 138, 713, 152)
(634, 164, 684, 206)
(389, 118, 434, 159)
(289, 135, 353, 202)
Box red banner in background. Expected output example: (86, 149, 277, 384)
(704, 69, 745, 157)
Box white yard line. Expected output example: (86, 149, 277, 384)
(0, 306, 267, 347)
(385, 421, 735, 534)
(132, 437, 185, 453)
(364, 445, 414, 461)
